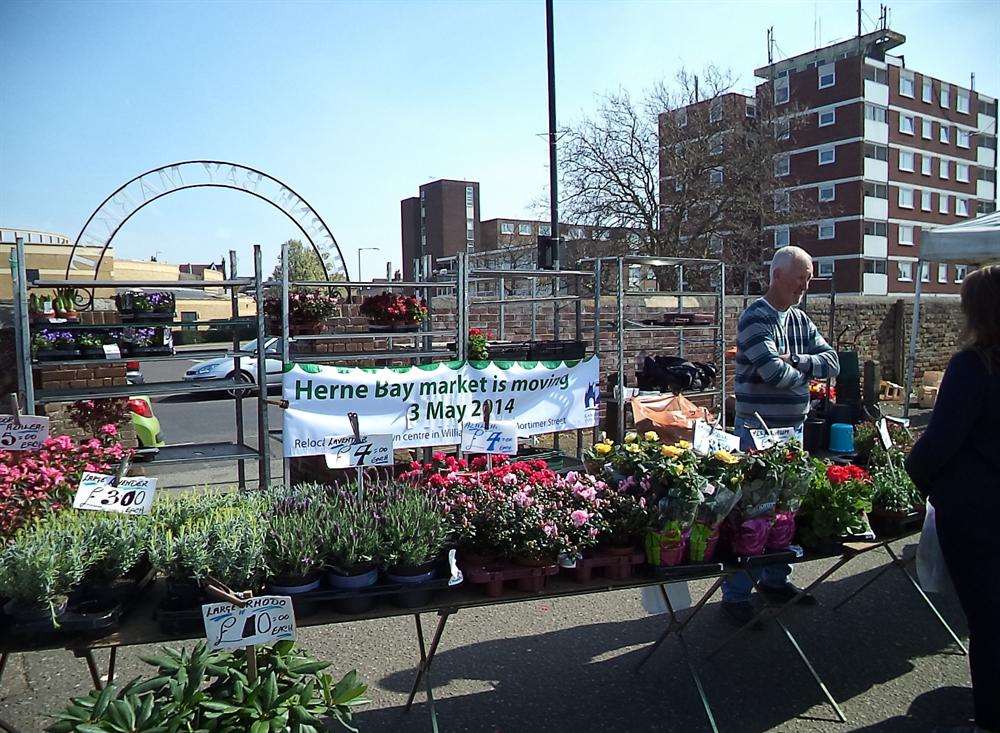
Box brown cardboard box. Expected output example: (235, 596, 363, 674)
(919, 385, 939, 409)
(921, 371, 944, 389)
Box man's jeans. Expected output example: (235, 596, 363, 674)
(721, 416, 792, 604)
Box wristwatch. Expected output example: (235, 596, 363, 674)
(790, 354, 802, 369)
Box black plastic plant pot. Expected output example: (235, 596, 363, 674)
(78, 346, 107, 360)
(384, 562, 438, 609)
(529, 340, 586, 361)
(124, 345, 174, 357)
(3, 597, 67, 625)
(35, 348, 81, 361)
(487, 342, 532, 361)
(326, 565, 379, 614)
(124, 310, 175, 323)
(161, 579, 205, 610)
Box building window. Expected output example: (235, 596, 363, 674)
(864, 182, 888, 199)
(899, 113, 915, 135)
(898, 261, 913, 282)
(709, 234, 724, 254)
(921, 155, 932, 176)
(864, 142, 888, 161)
(745, 100, 757, 118)
(939, 159, 949, 180)
(774, 155, 790, 176)
(816, 259, 835, 277)
(709, 99, 723, 123)
(818, 109, 836, 127)
(774, 227, 790, 248)
(958, 90, 970, 114)
(775, 78, 789, 104)
(899, 150, 915, 172)
(940, 84, 950, 108)
(921, 262, 931, 282)
(898, 225, 914, 245)
(818, 184, 835, 202)
(539, 224, 552, 236)
(939, 193, 950, 214)
(939, 125, 950, 144)
(865, 259, 887, 275)
(774, 191, 789, 211)
(518, 223, 533, 235)
(922, 79, 932, 103)
(864, 65, 888, 84)
(818, 64, 835, 89)
(937, 263, 948, 283)
(465, 186, 474, 205)
(500, 222, 514, 235)
(922, 118, 932, 139)
(921, 190, 932, 211)
(955, 264, 968, 282)
(775, 118, 790, 140)
(865, 104, 888, 123)
(956, 163, 970, 183)
(898, 187, 914, 208)
(864, 220, 888, 237)
(818, 146, 835, 165)
(818, 221, 835, 239)
(957, 129, 971, 148)
(900, 71, 915, 98)
(709, 168, 723, 186)
(711, 133, 724, 155)
(956, 198, 969, 217)
(676, 108, 688, 127)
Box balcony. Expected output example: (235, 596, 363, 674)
(864, 79, 889, 106)
(978, 112, 997, 136)
(864, 196, 889, 219)
(863, 235, 888, 257)
(978, 147, 996, 168)
(978, 180, 996, 201)
(864, 119, 889, 144)
(863, 273, 888, 296)
(864, 158, 889, 181)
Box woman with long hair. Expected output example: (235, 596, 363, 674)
(907, 264, 1000, 733)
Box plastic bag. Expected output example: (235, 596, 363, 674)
(640, 582, 693, 615)
(916, 500, 956, 596)
(630, 393, 713, 444)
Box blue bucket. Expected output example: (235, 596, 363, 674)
(829, 423, 855, 453)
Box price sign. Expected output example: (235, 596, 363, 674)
(749, 426, 802, 450)
(876, 418, 893, 451)
(103, 344, 121, 359)
(460, 420, 517, 455)
(692, 419, 741, 455)
(0, 415, 49, 451)
(202, 595, 296, 651)
(323, 434, 393, 469)
(73, 471, 157, 515)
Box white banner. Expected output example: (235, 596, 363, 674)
(282, 357, 601, 455)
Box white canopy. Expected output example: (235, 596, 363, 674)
(919, 210, 1000, 265)
(903, 210, 1000, 416)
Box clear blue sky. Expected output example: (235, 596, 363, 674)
(2, 0, 997, 280)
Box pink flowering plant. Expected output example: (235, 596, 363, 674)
(0, 427, 128, 538)
(359, 292, 427, 326)
(264, 291, 341, 324)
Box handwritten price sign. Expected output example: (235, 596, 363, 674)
(460, 420, 517, 455)
(0, 415, 50, 451)
(749, 426, 802, 450)
(692, 420, 741, 455)
(324, 434, 393, 469)
(72, 472, 157, 515)
(202, 595, 296, 651)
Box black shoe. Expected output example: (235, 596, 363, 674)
(720, 601, 758, 627)
(758, 582, 818, 606)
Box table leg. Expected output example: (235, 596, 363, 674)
(664, 585, 721, 733)
(405, 608, 454, 727)
(830, 551, 895, 611)
(106, 647, 118, 686)
(884, 545, 968, 656)
(77, 649, 105, 690)
(774, 617, 847, 722)
(634, 577, 724, 674)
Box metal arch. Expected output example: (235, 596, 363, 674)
(66, 160, 349, 281)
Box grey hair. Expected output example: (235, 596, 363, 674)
(770, 246, 812, 281)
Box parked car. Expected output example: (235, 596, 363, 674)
(128, 396, 164, 455)
(125, 360, 144, 385)
(183, 337, 283, 396)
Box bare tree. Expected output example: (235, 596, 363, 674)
(559, 66, 820, 293)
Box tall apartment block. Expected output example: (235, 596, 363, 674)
(755, 28, 997, 295)
(400, 179, 480, 280)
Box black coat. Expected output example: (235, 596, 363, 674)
(906, 349, 1000, 513)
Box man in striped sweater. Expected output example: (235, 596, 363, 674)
(722, 246, 840, 625)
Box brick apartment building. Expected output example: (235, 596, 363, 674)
(400, 179, 480, 280)
(665, 28, 997, 296)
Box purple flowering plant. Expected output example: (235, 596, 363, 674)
(31, 329, 76, 351)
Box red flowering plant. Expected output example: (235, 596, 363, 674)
(797, 461, 873, 548)
(0, 427, 129, 538)
(359, 292, 427, 326)
(468, 328, 490, 361)
(264, 291, 340, 325)
(68, 399, 130, 437)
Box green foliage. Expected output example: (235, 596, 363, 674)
(0, 518, 88, 621)
(46, 640, 368, 733)
(271, 239, 336, 288)
(870, 468, 922, 514)
(798, 459, 873, 547)
(377, 483, 448, 568)
(316, 485, 382, 571)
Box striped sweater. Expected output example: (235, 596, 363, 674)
(734, 298, 840, 429)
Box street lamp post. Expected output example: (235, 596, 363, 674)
(356, 247, 380, 282)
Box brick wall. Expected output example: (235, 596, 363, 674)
(31, 363, 138, 447)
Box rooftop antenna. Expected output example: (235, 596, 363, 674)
(857, 0, 862, 37)
(971, 72, 976, 91)
(767, 26, 774, 64)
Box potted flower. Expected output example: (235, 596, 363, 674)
(263, 489, 328, 595)
(55, 287, 80, 321)
(265, 291, 341, 333)
(592, 473, 647, 552)
(797, 462, 873, 552)
(468, 327, 490, 361)
(319, 486, 382, 613)
(148, 519, 215, 610)
(644, 442, 705, 566)
(690, 450, 744, 562)
(32, 329, 80, 360)
(379, 483, 449, 607)
(77, 331, 106, 359)
(70, 512, 152, 610)
(28, 293, 53, 323)
(766, 442, 814, 550)
(0, 519, 88, 625)
(359, 292, 427, 332)
(868, 467, 923, 537)
(123, 326, 173, 356)
(116, 290, 175, 321)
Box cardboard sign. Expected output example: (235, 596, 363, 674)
(103, 344, 121, 359)
(72, 472, 157, 515)
(876, 418, 893, 451)
(460, 420, 518, 455)
(202, 595, 296, 651)
(0, 414, 49, 451)
(749, 426, 801, 450)
(323, 434, 393, 469)
(692, 419, 741, 455)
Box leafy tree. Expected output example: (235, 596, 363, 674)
(271, 239, 340, 289)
